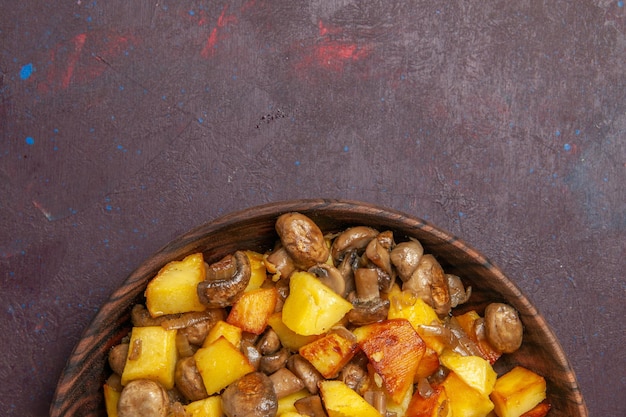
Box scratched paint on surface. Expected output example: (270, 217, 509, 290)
(34, 31, 137, 95)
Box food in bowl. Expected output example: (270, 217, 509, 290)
(102, 211, 550, 417)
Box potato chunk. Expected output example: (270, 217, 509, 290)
(282, 271, 353, 336)
(354, 319, 426, 403)
(319, 380, 383, 417)
(441, 372, 494, 417)
(145, 253, 207, 317)
(387, 286, 445, 354)
(439, 350, 496, 397)
(184, 396, 223, 417)
(267, 312, 320, 351)
(194, 336, 255, 395)
(299, 331, 358, 378)
(490, 366, 547, 417)
(227, 286, 278, 335)
(120, 326, 178, 389)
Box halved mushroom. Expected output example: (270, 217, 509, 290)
(308, 263, 346, 296)
(330, 226, 379, 263)
(197, 251, 251, 308)
(447, 274, 471, 308)
(117, 379, 170, 417)
(275, 212, 329, 270)
(259, 347, 291, 375)
(294, 395, 328, 417)
(269, 368, 305, 399)
(241, 339, 262, 370)
(265, 245, 296, 280)
(346, 268, 390, 326)
(484, 303, 523, 353)
(221, 372, 278, 417)
(287, 354, 323, 395)
(390, 239, 424, 282)
(257, 328, 282, 355)
(403, 254, 451, 316)
(364, 231, 395, 278)
(175, 356, 208, 401)
(339, 359, 368, 392)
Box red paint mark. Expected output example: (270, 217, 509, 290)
(61, 33, 87, 89)
(201, 4, 239, 58)
(36, 31, 137, 94)
(294, 20, 371, 74)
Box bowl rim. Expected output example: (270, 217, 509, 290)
(50, 198, 588, 416)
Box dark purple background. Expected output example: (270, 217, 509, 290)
(1, 1, 624, 416)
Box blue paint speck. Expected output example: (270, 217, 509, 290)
(25, 136, 35, 145)
(189, 10, 195, 16)
(119, 85, 124, 91)
(294, 160, 301, 166)
(563, 143, 571, 151)
(20, 63, 34, 80)
(555, 130, 561, 137)
(105, 204, 112, 211)
(575, 129, 581, 135)
(198, 118, 204, 124)
(343, 145, 349, 152)
(618, 1, 624, 8)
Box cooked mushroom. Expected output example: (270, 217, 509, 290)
(242, 339, 262, 370)
(108, 343, 129, 376)
(269, 368, 305, 398)
(117, 379, 170, 417)
(275, 212, 329, 270)
(106, 373, 123, 392)
(178, 312, 224, 345)
(363, 390, 387, 416)
(197, 251, 251, 308)
(257, 328, 282, 355)
(221, 372, 278, 417)
(347, 268, 390, 325)
(175, 332, 196, 357)
(287, 354, 323, 395)
(339, 361, 368, 392)
(447, 274, 471, 308)
(259, 347, 291, 374)
(336, 249, 359, 295)
(347, 297, 389, 326)
(484, 303, 523, 353)
(308, 263, 346, 296)
(331, 226, 379, 262)
(364, 231, 395, 278)
(403, 254, 451, 316)
(265, 245, 297, 280)
(294, 395, 328, 417)
(175, 356, 208, 401)
(390, 239, 424, 282)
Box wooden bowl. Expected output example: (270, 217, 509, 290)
(50, 199, 587, 416)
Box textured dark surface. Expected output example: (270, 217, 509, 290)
(0, 1, 624, 416)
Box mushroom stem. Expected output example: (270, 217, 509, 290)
(354, 268, 380, 300)
(269, 368, 305, 399)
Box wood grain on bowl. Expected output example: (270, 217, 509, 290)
(50, 199, 588, 417)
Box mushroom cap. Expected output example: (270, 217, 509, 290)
(197, 251, 251, 308)
(484, 302, 524, 353)
(221, 372, 278, 417)
(117, 379, 169, 417)
(275, 212, 329, 270)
